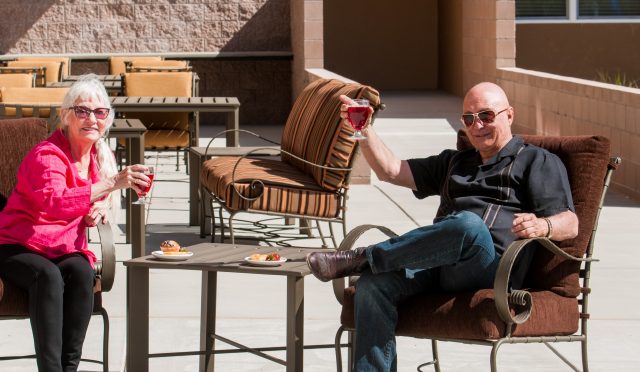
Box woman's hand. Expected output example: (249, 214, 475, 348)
(512, 213, 548, 238)
(84, 205, 108, 227)
(112, 164, 151, 195)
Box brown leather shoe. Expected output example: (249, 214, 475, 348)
(306, 247, 368, 282)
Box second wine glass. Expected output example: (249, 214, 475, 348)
(133, 166, 154, 205)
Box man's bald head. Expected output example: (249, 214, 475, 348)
(463, 82, 510, 111)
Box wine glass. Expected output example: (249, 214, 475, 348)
(346, 98, 371, 140)
(133, 166, 154, 205)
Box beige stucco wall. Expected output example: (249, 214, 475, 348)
(498, 67, 640, 198)
(517, 23, 640, 84)
(323, 0, 438, 90)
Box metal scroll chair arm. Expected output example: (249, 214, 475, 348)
(493, 237, 598, 328)
(203, 129, 281, 158)
(94, 221, 116, 292)
(330, 224, 399, 305)
(230, 147, 353, 202)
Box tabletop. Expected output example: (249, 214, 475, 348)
(124, 242, 324, 277)
(110, 96, 240, 108)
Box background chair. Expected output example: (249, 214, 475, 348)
(199, 78, 382, 248)
(125, 59, 191, 72)
(0, 73, 36, 88)
(0, 117, 115, 372)
(0, 87, 69, 130)
(0, 66, 46, 86)
(15, 56, 71, 80)
(6, 60, 64, 84)
(122, 71, 198, 170)
(332, 132, 619, 372)
(109, 55, 162, 75)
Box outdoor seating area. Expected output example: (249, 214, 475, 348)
(0, 89, 637, 371)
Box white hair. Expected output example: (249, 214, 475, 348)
(61, 74, 120, 222)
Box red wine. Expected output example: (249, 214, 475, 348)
(347, 106, 370, 131)
(138, 173, 154, 196)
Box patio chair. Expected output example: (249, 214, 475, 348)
(332, 132, 620, 371)
(0, 87, 69, 130)
(0, 67, 46, 87)
(125, 59, 191, 72)
(199, 78, 382, 248)
(108, 55, 162, 75)
(0, 117, 116, 372)
(6, 60, 64, 84)
(15, 56, 71, 80)
(0, 73, 36, 88)
(121, 71, 198, 170)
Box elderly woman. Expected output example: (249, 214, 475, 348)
(0, 74, 150, 372)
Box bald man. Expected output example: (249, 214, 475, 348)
(307, 82, 578, 372)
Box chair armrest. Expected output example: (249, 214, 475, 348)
(330, 224, 398, 305)
(94, 221, 116, 292)
(203, 129, 281, 157)
(493, 237, 597, 326)
(230, 147, 353, 202)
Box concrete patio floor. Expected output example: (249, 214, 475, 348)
(1, 91, 639, 371)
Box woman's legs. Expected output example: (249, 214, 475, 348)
(55, 254, 94, 372)
(0, 246, 93, 372)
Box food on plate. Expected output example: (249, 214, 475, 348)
(248, 252, 281, 261)
(160, 240, 181, 253)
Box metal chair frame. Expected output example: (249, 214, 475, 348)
(200, 129, 351, 248)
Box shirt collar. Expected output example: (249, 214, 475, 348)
(481, 136, 524, 166)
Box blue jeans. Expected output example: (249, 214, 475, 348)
(353, 211, 499, 372)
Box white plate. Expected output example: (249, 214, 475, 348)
(244, 256, 288, 266)
(151, 250, 194, 261)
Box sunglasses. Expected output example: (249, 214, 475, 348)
(72, 106, 110, 120)
(461, 108, 509, 127)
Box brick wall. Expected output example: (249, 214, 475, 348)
(498, 67, 640, 199)
(0, 0, 289, 54)
(0, 0, 292, 128)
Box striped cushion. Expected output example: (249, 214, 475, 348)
(200, 156, 341, 218)
(280, 79, 381, 191)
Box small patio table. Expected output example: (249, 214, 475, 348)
(124, 242, 330, 372)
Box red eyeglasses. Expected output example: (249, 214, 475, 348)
(72, 106, 110, 120)
(461, 108, 509, 127)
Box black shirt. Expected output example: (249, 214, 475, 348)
(407, 136, 575, 286)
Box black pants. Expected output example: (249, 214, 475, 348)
(0, 244, 94, 372)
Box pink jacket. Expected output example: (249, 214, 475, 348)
(0, 130, 99, 266)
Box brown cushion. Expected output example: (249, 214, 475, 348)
(0, 118, 48, 200)
(200, 156, 341, 218)
(280, 79, 381, 191)
(0, 276, 103, 316)
(7, 60, 63, 83)
(340, 286, 579, 340)
(457, 132, 610, 297)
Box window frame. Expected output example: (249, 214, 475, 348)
(516, 0, 640, 24)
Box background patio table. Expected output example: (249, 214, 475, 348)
(109, 96, 241, 148)
(108, 118, 147, 258)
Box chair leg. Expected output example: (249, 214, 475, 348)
(582, 337, 589, 372)
(490, 339, 505, 372)
(99, 307, 110, 372)
(431, 340, 441, 372)
(335, 326, 345, 372)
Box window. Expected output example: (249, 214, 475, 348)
(516, 0, 567, 18)
(579, 0, 640, 17)
(516, 0, 640, 21)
